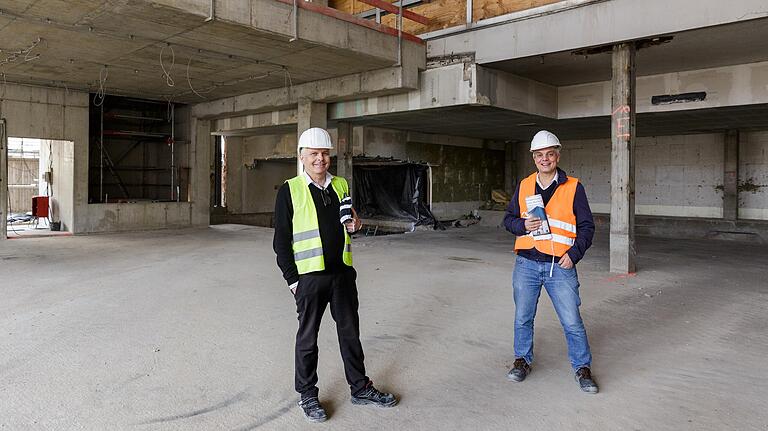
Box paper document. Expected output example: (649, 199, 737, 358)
(524, 194, 552, 240)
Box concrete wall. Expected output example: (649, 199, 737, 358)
(222, 126, 504, 222)
(740, 131, 768, 220)
(513, 132, 768, 220)
(223, 136, 297, 216)
(0, 82, 204, 234)
(40, 140, 76, 231)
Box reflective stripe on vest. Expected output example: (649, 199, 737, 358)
(514, 173, 579, 257)
(287, 175, 353, 274)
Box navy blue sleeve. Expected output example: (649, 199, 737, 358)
(566, 183, 595, 265)
(273, 183, 299, 286)
(503, 182, 528, 236)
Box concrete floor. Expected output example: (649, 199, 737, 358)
(1, 225, 766, 430)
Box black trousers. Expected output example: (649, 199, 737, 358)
(294, 268, 370, 399)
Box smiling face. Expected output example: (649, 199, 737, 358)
(532, 146, 560, 175)
(300, 147, 331, 177)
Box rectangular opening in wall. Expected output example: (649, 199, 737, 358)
(353, 161, 435, 226)
(88, 95, 189, 203)
(5, 137, 74, 238)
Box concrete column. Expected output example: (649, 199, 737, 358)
(610, 43, 637, 274)
(336, 122, 354, 196)
(504, 141, 515, 196)
(723, 130, 739, 221)
(224, 137, 244, 215)
(190, 118, 213, 226)
(297, 98, 327, 176)
(0, 119, 6, 241)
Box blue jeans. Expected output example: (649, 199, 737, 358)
(512, 254, 592, 370)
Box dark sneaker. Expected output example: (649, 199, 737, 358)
(298, 397, 328, 423)
(507, 358, 531, 382)
(351, 384, 398, 407)
(575, 367, 599, 394)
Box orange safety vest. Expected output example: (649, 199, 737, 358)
(514, 172, 578, 257)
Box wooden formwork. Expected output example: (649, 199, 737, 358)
(329, 0, 565, 34)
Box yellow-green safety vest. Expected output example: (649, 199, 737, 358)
(287, 175, 353, 274)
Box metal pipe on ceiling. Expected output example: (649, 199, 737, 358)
(290, 0, 298, 42)
(205, 0, 215, 22)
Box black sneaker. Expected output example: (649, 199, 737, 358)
(575, 367, 599, 394)
(507, 358, 531, 382)
(298, 397, 328, 423)
(351, 383, 398, 407)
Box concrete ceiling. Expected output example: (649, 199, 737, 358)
(0, 0, 396, 102)
(484, 18, 768, 86)
(335, 104, 768, 141)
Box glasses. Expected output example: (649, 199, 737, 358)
(321, 187, 331, 206)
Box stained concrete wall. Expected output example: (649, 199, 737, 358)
(513, 132, 768, 220)
(0, 82, 204, 234)
(740, 131, 768, 220)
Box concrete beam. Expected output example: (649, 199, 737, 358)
(723, 130, 739, 221)
(330, 63, 480, 121)
(192, 65, 420, 120)
(154, 0, 423, 65)
(213, 109, 298, 136)
(476, 66, 558, 118)
(329, 63, 554, 121)
(428, 0, 768, 64)
(559, 61, 768, 119)
(610, 43, 637, 274)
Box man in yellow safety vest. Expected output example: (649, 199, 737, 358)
(273, 127, 398, 423)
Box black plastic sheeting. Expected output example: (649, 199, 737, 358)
(354, 163, 436, 226)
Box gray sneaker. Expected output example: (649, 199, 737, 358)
(298, 397, 328, 422)
(575, 367, 599, 394)
(507, 358, 531, 382)
(351, 384, 398, 407)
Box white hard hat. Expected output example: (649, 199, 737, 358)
(530, 130, 561, 152)
(298, 127, 333, 150)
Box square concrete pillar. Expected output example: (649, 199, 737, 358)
(723, 130, 739, 221)
(504, 141, 515, 196)
(336, 122, 354, 196)
(297, 98, 328, 176)
(1, 119, 7, 241)
(610, 43, 637, 273)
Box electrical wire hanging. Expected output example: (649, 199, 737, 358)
(186, 57, 208, 100)
(159, 44, 176, 87)
(93, 65, 108, 107)
(0, 37, 44, 68)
